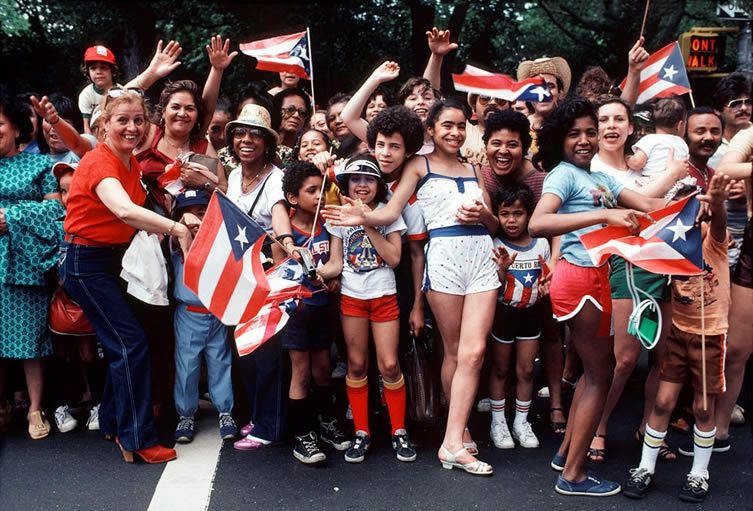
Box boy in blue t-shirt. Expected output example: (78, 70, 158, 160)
(281, 161, 350, 465)
(171, 189, 237, 444)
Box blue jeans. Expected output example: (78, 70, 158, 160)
(60, 242, 157, 451)
(174, 304, 233, 417)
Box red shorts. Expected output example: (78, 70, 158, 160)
(549, 259, 612, 337)
(340, 294, 399, 322)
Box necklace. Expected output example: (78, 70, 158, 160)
(162, 134, 190, 153)
(241, 164, 270, 194)
(688, 160, 708, 183)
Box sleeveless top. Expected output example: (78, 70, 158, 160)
(415, 156, 485, 232)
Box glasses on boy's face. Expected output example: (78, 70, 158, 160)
(231, 127, 265, 140)
(281, 106, 310, 119)
(726, 98, 752, 110)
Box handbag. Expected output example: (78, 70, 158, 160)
(49, 288, 94, 336)
(401, 326, 439, 425)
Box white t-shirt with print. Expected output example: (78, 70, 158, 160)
(326, 203, 407, 299)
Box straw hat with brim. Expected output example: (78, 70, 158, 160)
(517, 56, 572, 95)
(225, 104, 279, 143)
(52, 161, 78, 181)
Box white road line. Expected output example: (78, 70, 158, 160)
(148, 402, 223, 511)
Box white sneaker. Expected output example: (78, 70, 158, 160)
(512, 421, 540, 448)
(537, 386, 550, 398)
(490, 419, 514, 449)
(730, 404, 745, 425)
(476, 398, 491, 413)
(86, 404, 100, 431)
(331, 362, 347, 379)
(54, 405, 78, 433)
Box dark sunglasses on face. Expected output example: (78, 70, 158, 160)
(478, 96, 508, 106)
(281, 105, 310, 118)
(726, 98, 752, 109)
(231, 127, 265, 139)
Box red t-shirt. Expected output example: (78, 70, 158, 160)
(64, 143, 147, 244)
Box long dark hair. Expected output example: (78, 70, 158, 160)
(534, 96, 597, 172)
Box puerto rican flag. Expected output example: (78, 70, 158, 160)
(502, 266, 542, 307)
(580, 194, 703, 276)
(452, 64, 552, 102)
(183, 192, 271, 325)
(240, 30, 311, 79)
(619, 42, 691, 104)
(234, 258, 312, 356)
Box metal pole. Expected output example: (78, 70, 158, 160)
(737, 21, 753, 78)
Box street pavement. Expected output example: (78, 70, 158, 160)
(1, 374, 751, 511)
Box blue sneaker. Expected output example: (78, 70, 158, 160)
(175, 416, 195, 443)
(219, 413, 238, 440)
(551, 452, 566, 472)
(555, 471, 621, 497)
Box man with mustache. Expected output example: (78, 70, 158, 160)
(462, 92, 511, 166)
(684, 107, 723, 192)
(709, 73, 751, 169)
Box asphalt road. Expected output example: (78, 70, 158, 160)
(1, 371, 751, 511)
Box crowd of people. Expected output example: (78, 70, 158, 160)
(0, 26, 751, 502)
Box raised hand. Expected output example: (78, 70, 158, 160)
(426, 27, 458, 56)
(147, 40, 183, 80)
(30, 96, 58, 123)
(322, 197, 367, 226)
(370, 61, 400, 84)
(697, 173, 731, 211)
(491, 245, 517, 274)
(206, 34, 238, 71)
(627, 37, 649, 74)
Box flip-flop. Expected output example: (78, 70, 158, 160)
(549, 407, 567, 435)
(587, 434, 606, 464)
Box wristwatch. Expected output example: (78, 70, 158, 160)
(203, 181, 214, 191)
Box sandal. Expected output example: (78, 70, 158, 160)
(587, 434, 606, 464)
(463, 427, 478, 455)
(27, 410, 51, 440)
(635, 431, 676, 462)
(439, 446, 493, 476)
(549, 407, 567, 435)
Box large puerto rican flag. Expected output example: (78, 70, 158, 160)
(240, 30, 311, 79)
(580, 194, 703, 276)
(619, 42, 691, 104)
(184, 192, 271, 325)
(452, 64, 552, 102)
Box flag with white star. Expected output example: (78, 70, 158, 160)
(619, 41, 691, 104)
(183, 192, 271, 325)
(240, 30, 311, 80)
(579, 194, 703, 276)
(452, 64, 553, 103)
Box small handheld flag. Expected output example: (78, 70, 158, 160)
(619, 41, 691, 104)
(452, 64, 552, 103)
(240, 31, 311, 79)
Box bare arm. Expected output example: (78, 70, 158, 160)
(717, 149, 753, 180)
(699, 174, 731, 242)
(423, 27, 458, 91)
(200, 35, 237, 137)
(620, 38, 649, 106)
(635, 149, 688, 198)
(125, 40, 183, 91)
(625, 148, 647, 171)
(408, 239, 426, 336)
(364, 228, 402, 268)
(31, 96, 93, 158)
(341, 61, 400, 142)
(317, 235, 343, 279)
(95, 177, 192, 254)
(616, 188, 669, 212)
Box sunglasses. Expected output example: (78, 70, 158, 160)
(726, 98, 752, 109)
(231, 127, 265, 140)
(281, 106, 310, 118)
(477, 96, 508, 106)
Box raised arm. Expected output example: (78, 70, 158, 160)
(620, 37, 649, 106)
(340, 61, 400, 142)
(200, 35, 238, 136)
(125, 40, 183, 91)
(423, 27, 458, 91)
(700, 174, 731, 242)
(31, 96, 93, 158)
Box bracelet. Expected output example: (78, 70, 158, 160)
(48, 115, 60, 125)
(276, 233, 294, 244)
(203, 181, 214, 191)
(165, 221, 177, 237)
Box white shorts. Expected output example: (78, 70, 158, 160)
(423, 226, 500, 296)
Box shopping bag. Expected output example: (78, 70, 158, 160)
(402, 328, 439, 425)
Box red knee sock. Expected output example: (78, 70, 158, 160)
(383, 374, 406, 434)
(345, 375, 369, 435)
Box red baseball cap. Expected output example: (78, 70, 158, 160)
(52, 161, 78, 181)
(84, 45, 116, 66)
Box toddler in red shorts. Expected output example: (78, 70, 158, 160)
(624, 175, 731, 504)
(321, 155, 415, 464)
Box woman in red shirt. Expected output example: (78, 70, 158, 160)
(61, 89, 192, 464)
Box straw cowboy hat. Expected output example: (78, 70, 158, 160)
(225, 104, 279, 142)
(517, 56, 572, 95)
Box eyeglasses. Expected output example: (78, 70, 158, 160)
(281, 106, 310, 118)
(478, 96, 508, 106)
(107, 86, 144, 99)
(231, 127, 265, 140)
(726, 98, 752, 109)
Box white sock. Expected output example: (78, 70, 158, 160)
(638, 424, 666, 474)
(514, 399, 531, 426)
(490, 399, 506, 424)
(690, 425, 715, 478)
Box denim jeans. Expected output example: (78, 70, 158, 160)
(60, 241, 157, 451)
(173, 304, 233, 417)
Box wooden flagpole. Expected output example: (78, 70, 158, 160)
(306, 27, 317, 110)
(700, 272, 707, 410)
(689, 90, 697, 108)
(640, 0, 651, 40)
